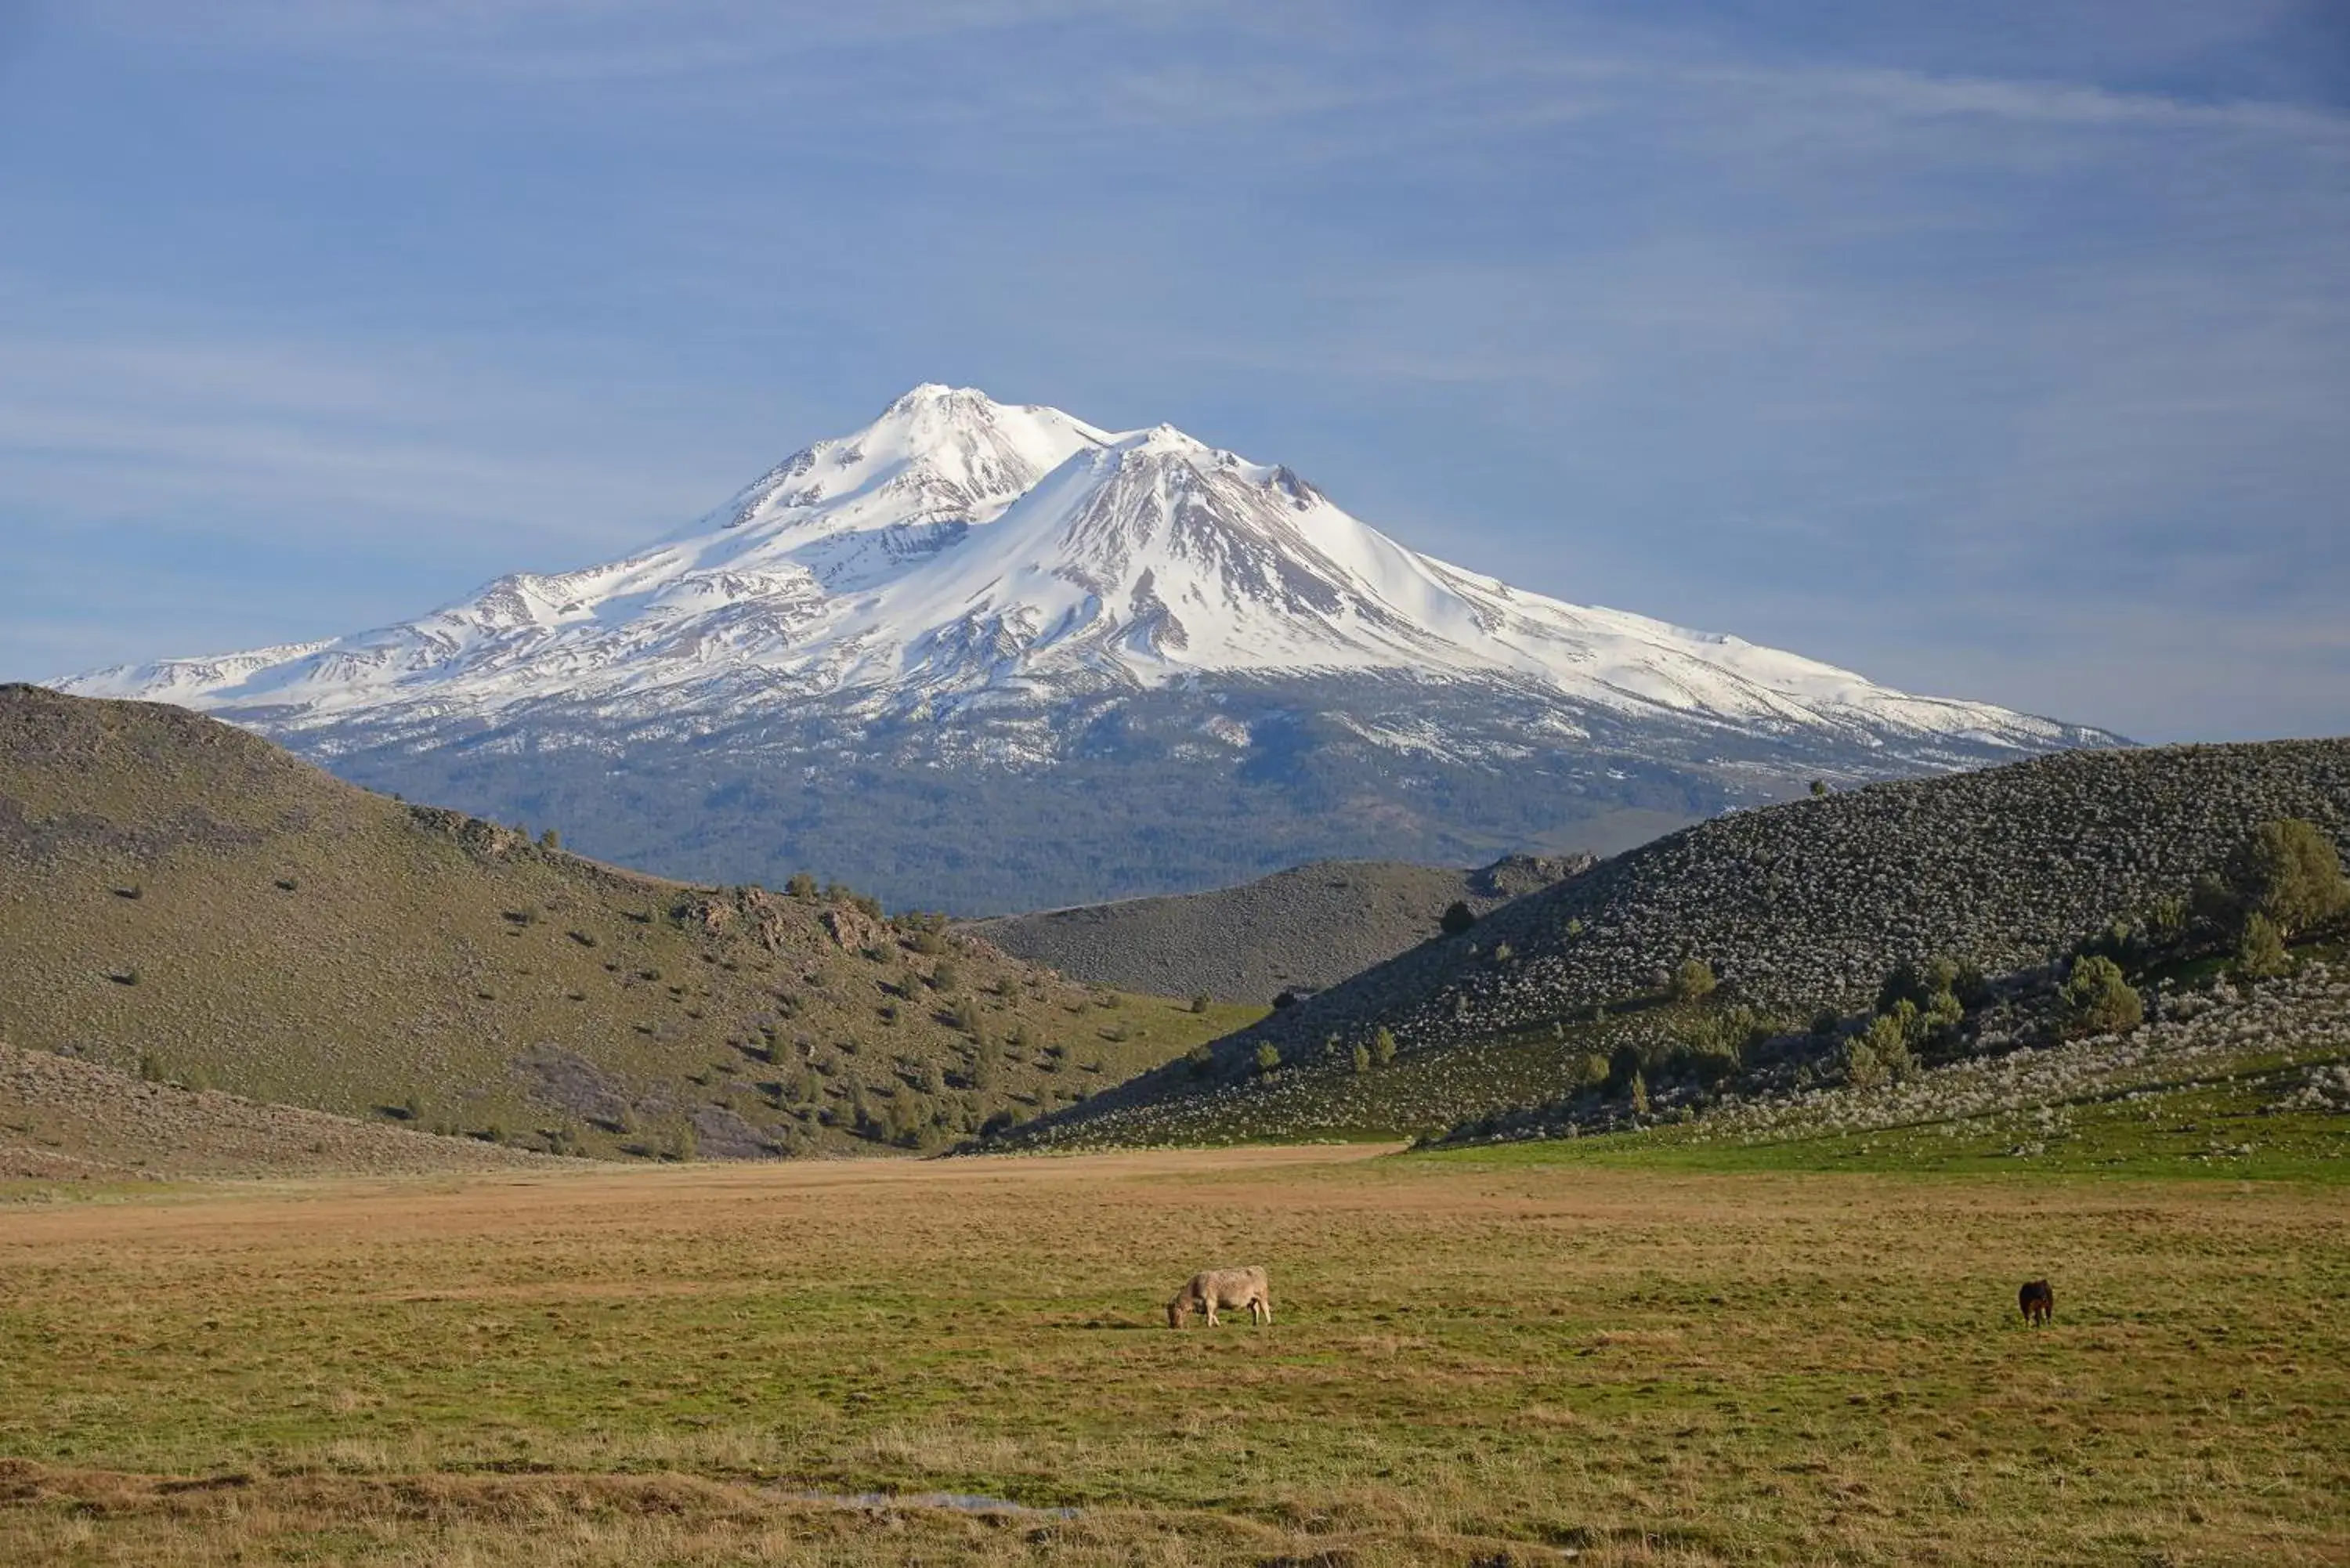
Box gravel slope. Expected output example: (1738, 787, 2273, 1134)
(1020, 737, 2350, 1144)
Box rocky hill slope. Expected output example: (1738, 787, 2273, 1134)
(0, 685, 1253, 1162)
(60, 385, 2117, 912)
(1008, 737, 2350, 1146)
(969, 853, 1590, 1003)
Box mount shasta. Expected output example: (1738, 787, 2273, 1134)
(63, 385, 2117, 911)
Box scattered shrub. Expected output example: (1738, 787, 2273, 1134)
(1861, 1012, 1914, 1081)
(2223, 818, 2349, 936)
(1875, 961, 1928, 1017)
(2147, 893, 2189, 938)
(785, 872, 818, 900)
(1372, 1027, 1397, 1068)
(539, 828, 561, 850)
(1189, 992, 1212, 1014)
(1838, 1035, 1885, 1089)
(1187, 1043, 1215, 1077)
(2059, 955, 2143, 1036)
(1350, 1042, 1372, 1074)
(1253, 1042, 1282, 1075)
(1669, 958, 1717, 1003)
(1439, 901, 1477, 937)
(2235, 912, 2290, 980)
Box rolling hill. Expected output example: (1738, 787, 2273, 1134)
(0, 685, 1255, 1162)
(967, 852, 1590, 1003)
(1007, 737, 2350, 1148)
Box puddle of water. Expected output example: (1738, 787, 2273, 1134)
(781, 1488, 1081, 1519)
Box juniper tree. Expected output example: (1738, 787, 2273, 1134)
(1669, 958, 1717, 1003)
(2225, 818, 2349, 936)
(2059, 955, 2142, 1037)
(2235, 912, 2290, 980)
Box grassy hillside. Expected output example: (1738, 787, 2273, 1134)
(0, 1045, 552, 1183)
(967, 852, 1589, 1003)
(0, 685, 1258, 1160)
(1010, 737, 2350, 1150)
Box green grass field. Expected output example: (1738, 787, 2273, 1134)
(1, 1137, 2344, 1566)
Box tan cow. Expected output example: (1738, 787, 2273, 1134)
(1167, 1266, 1272, 1328)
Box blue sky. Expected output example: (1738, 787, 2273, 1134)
(2, 0, 2345, 742)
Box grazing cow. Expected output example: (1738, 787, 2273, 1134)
(2019, 1279, 2054, 1326)
(1167, 1266, 1272, 1328)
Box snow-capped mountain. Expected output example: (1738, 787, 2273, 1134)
(61, 385, 2118, 911)
(67, 385, 2090, 749)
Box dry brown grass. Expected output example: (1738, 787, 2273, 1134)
(1, 1146, 2343, 1564)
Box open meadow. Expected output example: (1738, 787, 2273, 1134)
(2, 1144, 2345, 1566)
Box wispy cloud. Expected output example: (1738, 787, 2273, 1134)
(6, 1, 2345, 740)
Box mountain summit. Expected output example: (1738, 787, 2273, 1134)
(62, 385, 2119, 910)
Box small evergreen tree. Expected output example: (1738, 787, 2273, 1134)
(1351, 1042, 1372, 1075)
(1875, 960, 1929, 1017)
(1372, 1027, 1397, 1067)
(2235, 912, 2290, 980)
(1809, 779, 1828, 798)
(1838, 1035, 1886, 1089)
(1862, 1012, 1914, 1081)
(539, 828, 561, 850)
(2059, 955, 2143, 1036)
(2225, 818, 2350, 936)
(1253, 1042, 1282, 1075)
(1669, 957, 1717, 1003)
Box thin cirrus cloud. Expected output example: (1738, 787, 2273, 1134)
(2, 0, 2345, 742)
